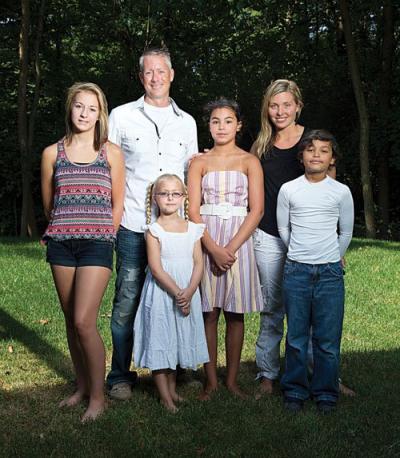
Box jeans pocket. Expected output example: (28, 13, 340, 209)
(253, 228, 261, 247)
(283, 260, 297, 278)
(326, 262, 343, 278)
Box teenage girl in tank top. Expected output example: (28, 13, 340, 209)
(41, 82, 125, 422)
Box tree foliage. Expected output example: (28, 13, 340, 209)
(1, 0, 399, 238)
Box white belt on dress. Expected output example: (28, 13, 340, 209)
(200, 203, 248, 220)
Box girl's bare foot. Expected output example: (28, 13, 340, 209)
(255, 377, 274, 400)
(226, 383, 248, 399)
(59, 390, 87, 408)
(81, 399, 106, 423)
(170, 391, 185, 403)
(160, 399, 178, 413)
(198, 384, 218, 401)
(339, 382, 356, 397)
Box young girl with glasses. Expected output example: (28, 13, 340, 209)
(133, 173, 209, 412)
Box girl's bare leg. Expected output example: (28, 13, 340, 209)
(168, 370, 184, 402)
(51, 265, 88, 407)
(199, 308, 221, 400)
(73, 266, 110, 422)
(224, 311, 247, 399)
(153, 370, 178, 413)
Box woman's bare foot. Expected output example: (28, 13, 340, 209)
(255, 377, 274, 400)
(81, 399, 106, 423)
(226, 383, 248, 399)
(59, 390, 87, 408)
(160, 399, 179, 413)
(339, 382, 356, 397)
(198, 384, 218, 401)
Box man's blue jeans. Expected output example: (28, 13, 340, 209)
(281, 259, 344, 403)
(106, 227, 147, 388)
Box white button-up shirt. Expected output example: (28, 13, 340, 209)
(109, 96, 198, 232)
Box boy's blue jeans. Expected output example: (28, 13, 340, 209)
(106, 227, 147, 388)
(281, 259, 344, 404)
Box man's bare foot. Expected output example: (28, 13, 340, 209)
(339, 382, 356, 397)
(226, 383, 248, 400)
(255, 377, 274, 400)
(160, 399, 178, 413)
(81, 400, 106, 423)
(59, 390, 87, 408)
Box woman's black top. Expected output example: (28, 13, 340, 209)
(258, 128, 308, 237)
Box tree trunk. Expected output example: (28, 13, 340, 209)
(28, 0, 46, 155)
(18, 0, 38, 237)
(377, 0, 394, 238)
(339, 0, 376, 238)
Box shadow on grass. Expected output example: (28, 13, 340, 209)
(0, 309, 71, 381)
(1, 349, 400, 457)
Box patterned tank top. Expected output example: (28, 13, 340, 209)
(43, 139, 115, 241)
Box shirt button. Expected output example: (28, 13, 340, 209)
(160, 168, 162, 171)
(159, 152, 161, 155)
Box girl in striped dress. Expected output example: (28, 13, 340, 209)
(187, 98, 264, 399)
(41, 82, 125, 422)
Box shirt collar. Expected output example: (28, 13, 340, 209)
(133, 95, 182, 117)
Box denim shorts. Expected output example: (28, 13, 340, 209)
(46, 238, 114, 269)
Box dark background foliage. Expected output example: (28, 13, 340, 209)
(1, 0, 399, 238)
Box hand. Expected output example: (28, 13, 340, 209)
(187, 149, 212, 167)
(175, 288, 193, 315)
(211, 245, 236, 272)
(340, 257, 346, 268)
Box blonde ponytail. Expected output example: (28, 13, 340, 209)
(146, 182, 154, 224)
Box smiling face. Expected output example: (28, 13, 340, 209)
(154, 177, 185, 217)
(70, 90, 99, 133)
(302, 139, 336, 175)
(268, 91, 300, 131)
(140, 54, 174, 105)
(209, 107, 241, 146)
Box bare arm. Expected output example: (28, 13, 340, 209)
(225, 155, 264, 253)
(40, 144, 57, 221)
(107, 142, 125, 231)
(187, 158, 236, 270)
(146, 232, 181, 297)
(175, 238, 204, 307)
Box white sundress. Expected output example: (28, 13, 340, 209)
(134, 221, 209, 371)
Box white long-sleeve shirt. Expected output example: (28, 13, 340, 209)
(109, 96, 198, 232)
(277, 175, 354, 264)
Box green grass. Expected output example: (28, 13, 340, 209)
(1, 238, 399, 457)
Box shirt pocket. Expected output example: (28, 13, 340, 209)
(164, 138, 188, 165)
(121, 133, 157, 169)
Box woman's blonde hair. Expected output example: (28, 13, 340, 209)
(145, 174, 188, 224)
(65, 82, 108, 151)
(252, 79, 304, 158)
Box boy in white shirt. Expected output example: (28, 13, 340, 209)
(277, 130, 354, 414)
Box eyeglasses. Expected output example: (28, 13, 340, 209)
(155, 192, 185, 199)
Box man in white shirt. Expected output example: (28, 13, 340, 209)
(106, 47, 198, 400)
(276, 130, 354, 414)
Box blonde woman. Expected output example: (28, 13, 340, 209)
(41, 82, 125, 421)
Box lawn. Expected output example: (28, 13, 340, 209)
(0, 238, 399, 457)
